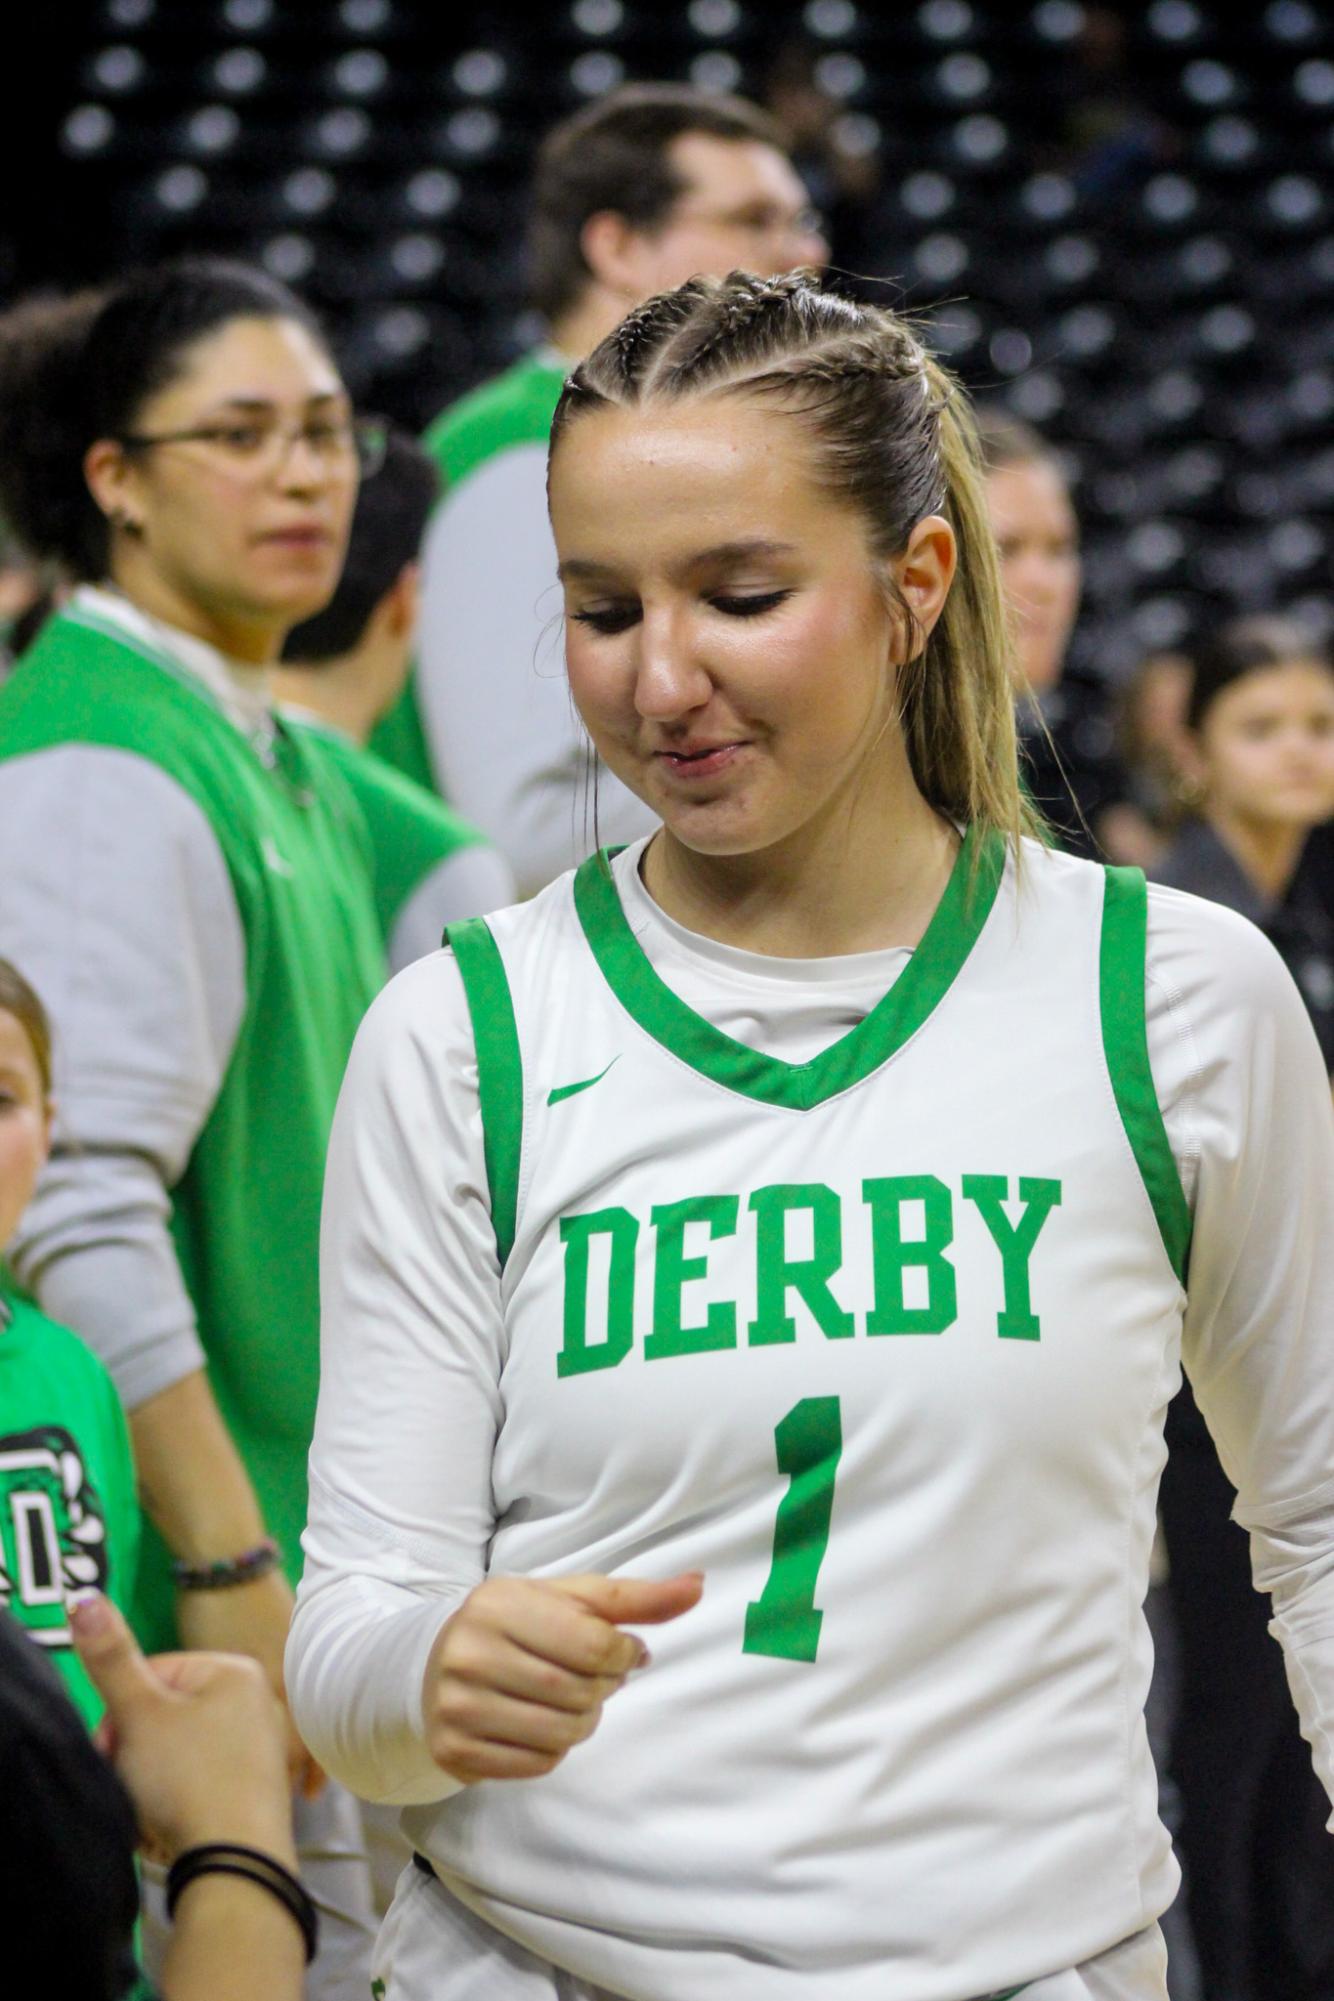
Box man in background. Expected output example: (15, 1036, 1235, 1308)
(374, 82, 827, 895)
(276, 427, 513, 968)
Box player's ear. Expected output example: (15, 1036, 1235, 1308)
(579, 210, 645, 305)
(899, 517, 955, 637)
(383, 561, 420, 641)
(887, 516, 955, 665)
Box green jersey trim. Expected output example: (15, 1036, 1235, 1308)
(572, 826, 1005, 1111)
(1099, 866, 1192, 1285)
(448, 917, 524, 1267)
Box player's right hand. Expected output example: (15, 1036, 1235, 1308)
(421, 1570, 704, 1784)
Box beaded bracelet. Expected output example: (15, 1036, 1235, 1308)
(166, 1843, 318, 1964)
(170, 1537, 280, 1592)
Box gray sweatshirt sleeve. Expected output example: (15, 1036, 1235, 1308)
(0, 746, 246, 1409)
(413, 445, 658, 897)
(386, 841, 517, 975)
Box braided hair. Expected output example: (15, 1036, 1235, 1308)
(551, 269, 1036, 856)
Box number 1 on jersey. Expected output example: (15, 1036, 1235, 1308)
(744, 1396, 843, 1663)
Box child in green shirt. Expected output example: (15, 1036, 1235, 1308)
(0, 958, 139, 1727)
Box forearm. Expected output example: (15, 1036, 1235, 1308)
(161, 1787, 303, 2001)
(287, 1481, 466, 1805)
(162, 1874, 304, 2001)
(131, 1372, 268, 1562)
(289, 958, 507, 1799)
(1246, 1494, 1334, 1817)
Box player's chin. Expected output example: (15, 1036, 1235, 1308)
(656, 793, 778, 857)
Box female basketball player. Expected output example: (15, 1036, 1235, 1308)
(289, 272, 1334, 2001)
(0, 260, 382, 1994)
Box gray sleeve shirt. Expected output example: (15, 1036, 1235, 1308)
(0, 745, 246, 1409)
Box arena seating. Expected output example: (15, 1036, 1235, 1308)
(32, 0, 1334, 674)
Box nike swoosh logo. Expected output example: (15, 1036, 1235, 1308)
(262, 834, 294, 878)
(547, 1058, 619, 1107)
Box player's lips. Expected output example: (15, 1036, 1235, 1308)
(254, 525, 333, 547)
(651, 741, 750, 779)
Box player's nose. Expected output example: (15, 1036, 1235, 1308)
(633, 613, 712, 720)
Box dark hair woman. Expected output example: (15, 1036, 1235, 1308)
(1149, 612, 1334, 2000)
(1156, 614, 1334, 1070)
(0, 258, 385, 1991)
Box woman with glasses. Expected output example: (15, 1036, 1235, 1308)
(0, 259, 386, 2000)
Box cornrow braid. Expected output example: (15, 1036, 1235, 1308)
(611, 279, 711, 390)
(644, 268, 825, 395)
(549, 268, 1039, 864)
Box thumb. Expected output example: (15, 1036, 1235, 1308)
(550, 1571, 705, 1628)
(69, 1593, 160, 1715)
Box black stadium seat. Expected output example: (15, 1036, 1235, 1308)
(19, 0, 1331, 667)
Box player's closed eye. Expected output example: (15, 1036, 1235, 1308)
(572, 590, 791, 635)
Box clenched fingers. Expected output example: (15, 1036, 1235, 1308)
(445, 1631, 627, 1714)
(444, 1577, 648, 1680)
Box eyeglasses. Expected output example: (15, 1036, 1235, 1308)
(115, 414, 388, 479)
(668, 204, 828, 246)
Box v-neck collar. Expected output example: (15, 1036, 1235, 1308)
(572, 824, 1006, 1110)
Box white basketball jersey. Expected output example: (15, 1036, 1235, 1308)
(412, 831, 1188, 2001)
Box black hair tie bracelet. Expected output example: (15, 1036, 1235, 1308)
(166, 1843, 319, 1964)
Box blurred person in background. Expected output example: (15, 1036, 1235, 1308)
(275, 424, 515, 971)
(1116, 648, 1195, 845)
(0, 259, 388, 1999)
(761, 40, 881, 255)
(1151, 615, 1334, 2001)
(0, 958, 140, 1729)
(374, 81, 828, 895)
(1155, 616, 1334, 1072)
(0, 521, 49, 679)
(977, 408, 1159, 867)
(4, 1591, 307, 2001)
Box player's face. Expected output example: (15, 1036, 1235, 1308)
(628, 135, 829, 293)
(553, 398, 953, 861)
(1195, 660, 1334, 832)
(92, 315, 359, 658)
(0, 1013, 50, 1253)
(985, 459, 1081, 697)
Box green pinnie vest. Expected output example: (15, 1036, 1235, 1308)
(0, 604, 387, 1647)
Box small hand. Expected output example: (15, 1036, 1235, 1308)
(174, 1569, 325, 1800)
(422, 1570, 704, 1784)
(70, 1592, 297, 1868)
